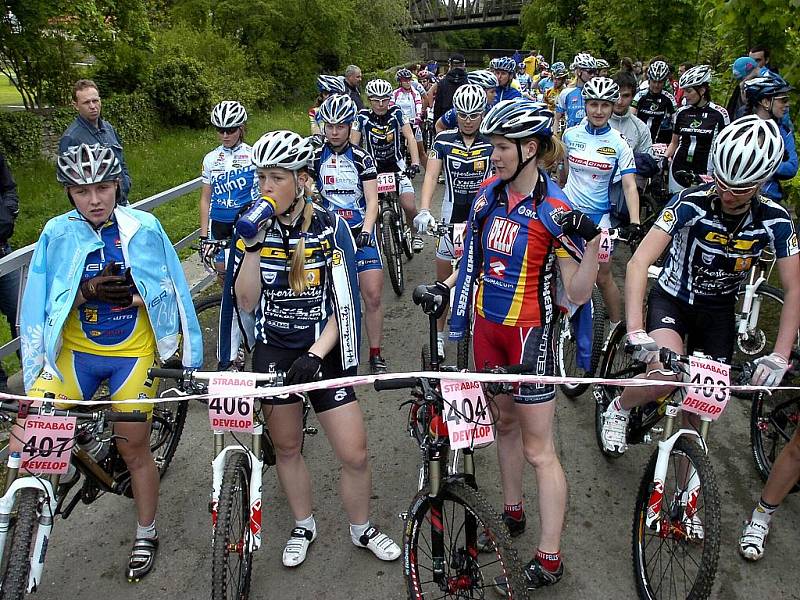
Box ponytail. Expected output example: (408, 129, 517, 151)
(288, 200, 316, 295)
(536, 135, 565, 170)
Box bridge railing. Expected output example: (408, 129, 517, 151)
(0, 177, 209, 363)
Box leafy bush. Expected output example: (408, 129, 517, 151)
(146, 56, 212, 127)
(92, 42, 154, 95)
(102, 92, 158, 143)
(0, 111, 43, 162)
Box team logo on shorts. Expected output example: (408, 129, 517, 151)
(661, 316, 676, 324)
(334, 388, 347, 403)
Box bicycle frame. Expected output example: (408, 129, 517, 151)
(209, 421, 264, 553)
(736, 250, 775, 343)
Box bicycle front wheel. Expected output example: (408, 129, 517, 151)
(750, 388, 800, 493)
(632, 436, 721, 600)
(212, 453, 253, 600)
(0, 489, 39, 600)
(149, 399, 188, 477)
(404, 481, 526, 600)
(381, 209, 405, 296)
(557, 288, 606, 398)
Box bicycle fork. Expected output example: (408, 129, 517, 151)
(209, 426, 265, 553)
(645, 407, 710, 534)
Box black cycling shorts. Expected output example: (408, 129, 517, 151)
(252, 343, 357, 413)
(646, 285, 735, 363)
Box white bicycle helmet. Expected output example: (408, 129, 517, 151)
(365, 79, 393, 99)
(490, 57, 517, 73)
(595, 58, 610, 70)
(452, 84, 487, 114)
(647, 60, 670, 82)
(210, 101, 247, 129)
(679, 65, 712, 89)
(467, 69, 498, 89)
(318, 94, 357, 124)
(317, 75, 346, 94)
(581, 77, 620, 103)
(711, 115, 785, 187)
(572, 53, 596, 70)
(57, 143, 122, 186)
(480, 99, 554, 139)
(395, 68, 413, 81)
(252, 131, 314, 171)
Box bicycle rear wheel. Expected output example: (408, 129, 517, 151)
(557, 288, 606, 398)
(212, 453, 253, 600)
(750, 388, 800, 494)
(404, 481, 526, 599)
(632, 436, 720, 600)
(380, 209, 405, 296)
(0, 489, 39, 600)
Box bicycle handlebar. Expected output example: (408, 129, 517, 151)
(0, 401, 147, 422)
(374, 378, 419, 391)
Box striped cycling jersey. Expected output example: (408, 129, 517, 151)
(201, 143, 260, 223)
(429, 130, 492, 223)
(62, 218, 156, 356)
(562, 122, 636, 215)
(353, 106, 407, 172)
(654, 185, 799, 306)
(670, 102, 730, 177)
(308, 142, 377, 229)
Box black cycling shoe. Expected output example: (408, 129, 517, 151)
(477, 511, 526, 552)
(126, 535, 159, 582)
(492, 557, 563, 596)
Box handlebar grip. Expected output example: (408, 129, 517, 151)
(105, 411, 148, 422)
(148, 367, 189, 380)
(374, 378, 418, 391)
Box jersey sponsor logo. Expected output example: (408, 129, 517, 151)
(451, 160, 462, 170)
(428, 150, 438, 160)
(324, 175, 336, 185)
(473, 195, 488, 213)
(517, 205, 536, 219)
(690, 119, 702, 129)
(568, 156, 612, 170)
(336, 209, 354, 220)
(703, 232, 756, 250)
(305, 268, 321, 286)
(263, 271, 277, 285)
(788, 233, 798, 250)
(657, 208, 676, 228)
(474, 160, 486, 172)
(596, 146, 617, 156)
(332, 250, 343, 266)
(488, 257, 507, 278)
(734, 257, 753, 271)
(486, 218, 519, 255)
(701, 252, 714, 265)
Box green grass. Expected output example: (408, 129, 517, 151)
(0, 73, 23, 106)
(2, 102, 311, 376)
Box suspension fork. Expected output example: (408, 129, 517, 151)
(738, 267, 767, 337)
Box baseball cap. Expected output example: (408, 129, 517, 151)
(732, 56, 758, 80)
(449, 53, 466, 66)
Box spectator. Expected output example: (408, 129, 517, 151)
(59, 80, 132, 205)
(0, 152, 19, 392)
(675, 62, 694, 105)
(619, 57, 635, 75)
(343, 65, 364, 111)
(431, 53, 468, 124)
(523, 50, 540, 77)
(633, 60, 643, 83)
(749, 45, 777, 74)
(727, 56, 760, 120)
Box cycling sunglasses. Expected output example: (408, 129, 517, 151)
(216, 126, 239, 135)
(715, 177, 759, 197)
(456, 111, 483, 122)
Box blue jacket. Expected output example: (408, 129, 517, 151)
(762, 122, 798, 202)
(20, 206, 203, 390)
(59, 116, 132, 203)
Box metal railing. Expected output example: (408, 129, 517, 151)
(0, 177, 207, 362)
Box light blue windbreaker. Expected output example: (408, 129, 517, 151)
(20, 206, 203, 391)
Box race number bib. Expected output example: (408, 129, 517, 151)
(451, 223, 466, 259)
(377, 173, 397, 194)
(441, 380, 495, 449)
(651, 143, 669, 158)
(681, 356, 730, 420)
(208, 373, 257, 433)
(21, 415, 76, 475)
(598, 229, 612, 263)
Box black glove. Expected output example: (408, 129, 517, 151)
(355, 231, 373, 248)
(625, 223, 644, 246)
(418, 281, 450, 318)
(560, 210, 600, 242)
(286, 352, 323, 385)
(80, 261, 133, 306)
(406, 164, 420, 179)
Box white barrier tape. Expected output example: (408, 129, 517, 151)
(1, 369, 797, 407)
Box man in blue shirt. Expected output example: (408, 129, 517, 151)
(59, 80, 132, 204)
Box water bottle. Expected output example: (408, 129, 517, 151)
(235, 196, 278, 239)
(76, 430, 109, 462)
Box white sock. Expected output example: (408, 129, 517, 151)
(437, 331, 446, 342)
(296, 514, 316, 533)
(136, 520, 157, 540)
(612, 398, 630, 415)
(350, 520, 371, 543)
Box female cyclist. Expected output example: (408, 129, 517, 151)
(631, 59, 677, 144)
(19, 143, 203, 581)
(391, 68, 426, 169)
(413, 84, 493, 359)
(490, 57, 523, 103)
(231, 130, 400, 568)
(440, 100, 602, 591)
(665, 65, 730, 193)
(555, 53, 597, 134)
(199, 101, 259, 368)
(562, 77, 641, 328)
(309, 75, 347, 136)
(601, 116, 800, 457)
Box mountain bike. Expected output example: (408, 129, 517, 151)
(150, 366, 316, 600)
(375, 285, 526, 599)
(0, 398, 153, 598)
(377, 170, 415, 296)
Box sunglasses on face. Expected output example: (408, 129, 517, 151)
(216, 127, 239, 135)
(772, 95, 790, 103)
(456, 112, 483, 122)
(370, 97, 390, 103)
(715, 178, 758, 196)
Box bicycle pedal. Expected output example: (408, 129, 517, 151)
(304, 427, 319, 436)
(398, 512, 409, 521)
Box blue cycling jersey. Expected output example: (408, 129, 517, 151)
(556, 87, 586, 129)
(495, 85, 522, 103)
(201, 143, 260, 223)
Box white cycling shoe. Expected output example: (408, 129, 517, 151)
(352, 526, 401, 561)
(601, 399, 630, 455)
(282, 527, 316, 567)
(739, 520, 769, 561)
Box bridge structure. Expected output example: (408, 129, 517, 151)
(408, 0, 526, 32)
